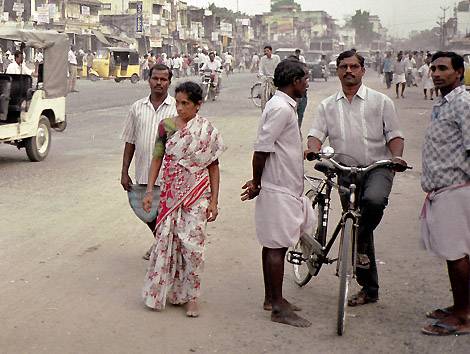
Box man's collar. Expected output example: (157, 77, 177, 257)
(336, 84, 367, 101)
(144, 94, 173, 106)
(275, 90, 297, 108)
(440, 85, 465, 105)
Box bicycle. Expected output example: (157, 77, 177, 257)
(250, 75, 275, 110)
(286, 147, 411, 335)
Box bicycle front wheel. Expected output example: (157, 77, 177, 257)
(337, 218, 354, 336)
(250, 82, 262, 107)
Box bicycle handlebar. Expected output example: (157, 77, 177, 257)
(306, 151, 412, 174)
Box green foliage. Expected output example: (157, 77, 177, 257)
(348, 10, 378, 46)
(207, 3, 246, 20)
(271, 0, 301, 12)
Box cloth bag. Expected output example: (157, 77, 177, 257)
(127, 184, 160, 223)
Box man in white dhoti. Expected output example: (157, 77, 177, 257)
(420, 52, 470, 336)
(241, 59, 313, 328)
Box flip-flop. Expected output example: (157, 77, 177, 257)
(422, 321, 470, 336)
(426, 307, 452, 320)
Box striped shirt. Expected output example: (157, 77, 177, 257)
(121, 95, 177, 184)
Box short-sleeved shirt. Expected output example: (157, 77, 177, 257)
(121, 95, 177, 184)
(421, 85, 470, 192)
(259, 54, 281, 77)
(393, 60, 405, 75)
(308, 84, 403, 166)
(254, 90, 303, 196)
(68, 50, 77, 65)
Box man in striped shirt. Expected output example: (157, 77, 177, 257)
(121, 64, 177, 259)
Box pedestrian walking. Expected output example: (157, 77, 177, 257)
(393, 52, 406, 98)
(120, 64, 177, 260)
(382, 52, 393, 89)
(420, 51, 470, 336)
(142, 81, 225, 316)
(251, 52, 260, 73)
(418, 55, 435, 100)
(68, 45, 79, 92)
(404, 52, 416, 87)
(241, 59, 313, 328)
(307, 50, 408, 307)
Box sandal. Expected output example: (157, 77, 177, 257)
(426, 307, 453, 320)
(356, 253, 371, 269)
(422, 320, 470, 336)
(348, 290, 378, 307)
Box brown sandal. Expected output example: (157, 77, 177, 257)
(348, 290, 378, 307)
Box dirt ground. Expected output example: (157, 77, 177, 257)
(0, 73, 469, 353)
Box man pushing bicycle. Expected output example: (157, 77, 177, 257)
(306, 50, 408, 306)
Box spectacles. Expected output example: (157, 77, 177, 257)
(338, 64, 362, 70)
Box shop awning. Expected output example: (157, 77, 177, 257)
(93, 30, 111, 45)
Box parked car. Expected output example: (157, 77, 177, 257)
(274, 48, 297, 60)
(0, 28, 68, 161)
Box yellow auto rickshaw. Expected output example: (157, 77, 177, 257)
(463, 53, 470, 90)
(91, 47, 140, 83)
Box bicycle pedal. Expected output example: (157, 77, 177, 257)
(326, 258, 338, 264)
(287, 251, 306, 265)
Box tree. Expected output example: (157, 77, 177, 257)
(348, 10, 377, 47)
(271, 0, 301, 12)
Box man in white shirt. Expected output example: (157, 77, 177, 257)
(68, 45, 79, 93)
(201, 52, 222, 94)
(6, 51, 33, 75)
(295, 49, 306, 64)
(403, 52, 416, 87)
(251, 53, 260, 72)
(121, 64, 177, 260)
(242, 59, 312, 328)
(224, 52, 234, 73)
(259, 45, 281, 110)
(307, 50, 407, 307)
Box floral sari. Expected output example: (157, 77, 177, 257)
(142, 115, 225, 310)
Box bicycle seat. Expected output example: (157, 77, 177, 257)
(314, 160, 336, 175)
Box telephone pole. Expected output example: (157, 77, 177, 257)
(439, 6, 450, 49)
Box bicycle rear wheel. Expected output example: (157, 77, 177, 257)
(250, 82, 262, 107)
(337, 218, 354, 336)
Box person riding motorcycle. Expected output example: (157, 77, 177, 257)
(200, 52, 222, 95)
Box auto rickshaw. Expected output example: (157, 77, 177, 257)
(463, 53, 470, 90)
(0, 28, 68, 161)
(90, 47, 140, 83)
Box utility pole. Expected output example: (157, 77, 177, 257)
(440, 6, 449, 49)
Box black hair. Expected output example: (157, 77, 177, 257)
(295, 49, 301, 53)
(336, 50, 365, 68)
(148, 63, 173, 81)
(431, 51, 465, 79)
(264, 45, 273, 51)
(273, 59, 307, 88)
(14, 50, 23, 59)
(175, 81, 203, 104)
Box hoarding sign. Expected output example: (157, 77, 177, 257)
(136, 2, 143, 33)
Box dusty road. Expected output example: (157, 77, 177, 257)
(0, 72, 468, 353)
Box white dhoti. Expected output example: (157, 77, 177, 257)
(420, 184, 470, 261)
(255, 182, 316, 249)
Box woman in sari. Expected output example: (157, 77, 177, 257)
(142, 81, 225, 317)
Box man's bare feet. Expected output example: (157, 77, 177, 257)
(263, 298, 301, 311)
(185, 300, 199, 318)
(271, 307, 311, 328)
